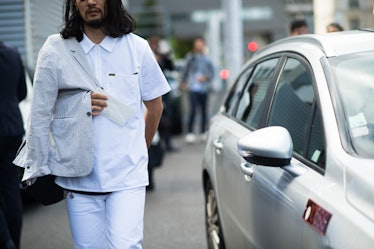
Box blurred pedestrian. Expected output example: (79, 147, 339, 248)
(181, 37, 215, 143)
(289, 18, 309, 36)
(0, 41, 27, 249)
(13, 0, 170, 248)
(149, 36, 175, 72)
(148, 36, 178, 152)
(327, 22, 344, 32)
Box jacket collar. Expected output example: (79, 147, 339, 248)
(66, 37, 101, 88)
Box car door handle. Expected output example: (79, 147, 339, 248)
(240, 162, 254, 178)
(213, 139, 223, 150)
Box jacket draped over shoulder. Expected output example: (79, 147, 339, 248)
(13, 34, 98, 180)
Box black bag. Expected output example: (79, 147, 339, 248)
(16, 141, 65, 206)
(21, 175, 64, 206)
(148, 142, 164, 168)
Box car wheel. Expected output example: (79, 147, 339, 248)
(205, 179, 226, 249)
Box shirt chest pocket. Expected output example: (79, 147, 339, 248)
(104, 73, 140, 106)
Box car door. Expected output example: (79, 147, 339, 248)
(213, 58, 280, 248)
(240, 55, 327, 249)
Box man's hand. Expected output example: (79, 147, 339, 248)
(180, 81, 188, 91)
(91, 92, 108, 116)
(197, 75, 209, 82)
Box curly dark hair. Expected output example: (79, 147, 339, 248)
(60, 0, 136, 41)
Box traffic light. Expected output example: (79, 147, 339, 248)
(219, 69, 230, 80)
(247, 41, 258, 53)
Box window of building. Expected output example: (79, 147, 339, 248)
(349, 18, 360, 30)
(348, 0, 360, 8)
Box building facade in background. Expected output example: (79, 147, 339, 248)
(129, 0, 373, 46)
(128, 0, 287, 48)
(0, 0, 63, 74)
(313, 0, 374, 34)
(0, 0, 373, 73)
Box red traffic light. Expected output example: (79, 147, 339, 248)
(247, 41, 258, 52)
(219, 69, 230, 80)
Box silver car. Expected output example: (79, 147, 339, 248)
(202, 30, 374, 249)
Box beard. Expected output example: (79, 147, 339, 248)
(85, 17, 106, 29)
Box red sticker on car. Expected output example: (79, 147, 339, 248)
(302, 199, 332, 235)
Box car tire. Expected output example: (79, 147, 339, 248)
(204, 179, 226, 249)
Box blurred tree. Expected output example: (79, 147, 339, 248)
(135, 0, 164, 39)
(170, 38, 192, 60)
(132, 0, 195, 60)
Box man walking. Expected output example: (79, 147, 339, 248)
(181, 37, 215, 143)
(13, 0, 170, 248)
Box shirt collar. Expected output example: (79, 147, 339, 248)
(80, 34, 116, 54)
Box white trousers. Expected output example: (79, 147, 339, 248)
(65, 187, 146, 249)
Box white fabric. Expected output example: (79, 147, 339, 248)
(65, 187, 145, 249)
(55, 34, 170, 192)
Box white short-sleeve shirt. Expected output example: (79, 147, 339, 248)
(56, 33, 170, 192)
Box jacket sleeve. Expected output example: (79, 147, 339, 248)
(19, 40, 59, 180)
(181, 53, 193, 83)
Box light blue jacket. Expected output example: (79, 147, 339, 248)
(14, 34, 100, 180)
(181, 52, 215, 93)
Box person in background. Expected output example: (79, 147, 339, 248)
(0, 41, 27, 249)
(181, 37, 215, 144)
(148, 36, 178, 152)
(13, 0, 170, 248)
(149, 36, 175, 73)
(289, 18, 309, 36)
(327, 22, 344, 32)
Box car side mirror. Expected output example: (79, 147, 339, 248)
(237, 126, 293, 167)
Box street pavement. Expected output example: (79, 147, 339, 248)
(20, 136, 207, 249)
(143, 136, 207, 249)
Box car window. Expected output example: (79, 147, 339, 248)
(268, 57, 316, 154)
(329, 52, 374, 158)
(307, 107, 325, 170)
(223, 67, 254, 116)
(235, 58, 279, 129)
